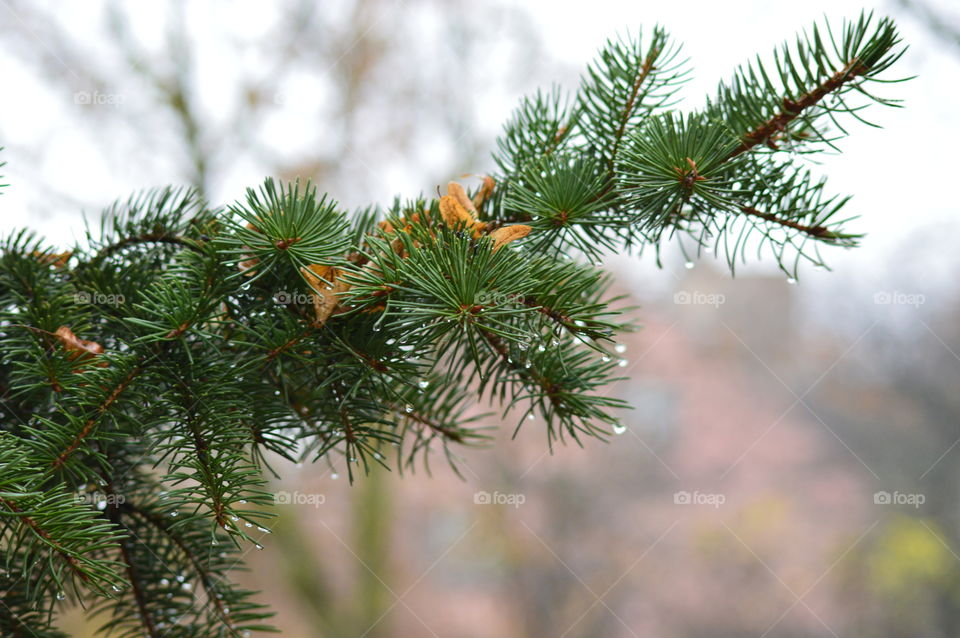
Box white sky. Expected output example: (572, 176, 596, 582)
(1, 0, 957, 303)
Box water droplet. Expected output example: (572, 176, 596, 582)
(176, 574, 185, 583)
(240, 282, 250, 290)
(404, 404, 414, 413)
(231, 516, 239, 522)
(169, 511, 179, 517)
(111, 585, 122, 592)
(386, 338, 397, 345)
(536, 344, 546, 352)
(527, 413, 535, 421)
(551, 338, 560, 347)
(601, 355, 611, 362)
(684, 261, 695, 270)
(786, 277, 797, 285)
(417, 380, 430, 390)
(257, 526, 270, 533)
(244, 522, 253, 528)
(613, 424, 627, 435)
(182, 582, 192, 592)
(618, 359, 628, 368)
(160, 578, 170, 586)
(254, 543, 263, 550)
(239, 500, 247, 504)
(331, 473, 339, 480)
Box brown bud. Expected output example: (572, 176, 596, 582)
(489, 225, 532, 251)
(55, 326, 106, 366)
(33, 251, 72, 269)
(447, 181, 479, 218)
(472, 176, 496, 211)
(439, 195, 476, 230)
(301, 264, 350, 326)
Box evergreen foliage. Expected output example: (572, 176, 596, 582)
(0, 12, 905, 635)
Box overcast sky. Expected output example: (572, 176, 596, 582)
(1, 0, 956, 300)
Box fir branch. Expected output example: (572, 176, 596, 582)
(51, 365, 141, 469)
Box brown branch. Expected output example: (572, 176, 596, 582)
(124, 504, 237, 633)
(0, 497, 89, 582)
(740, 205, 836, 238)
(401, 410, 463, 443)
(726, 59, 867, 159)
(610, 45, 660, 164)
(52, 366, 141, 468)
(117, 535, 160, 638)
(480, 329, 564, 410)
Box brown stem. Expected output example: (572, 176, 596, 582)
(401, 410, 463, 443)
(610, 46, 660, 166)
(480, 329, 564, 410)
(52, 366, 141, 468)
(125, 504, 237, 633)
(740, 205, 834, 238)
(726, 59, 867, 159)
(116, 531, 160, 638)
(0, 497, 89, 582)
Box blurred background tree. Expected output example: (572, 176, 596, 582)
(2, 0, 959, 636)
